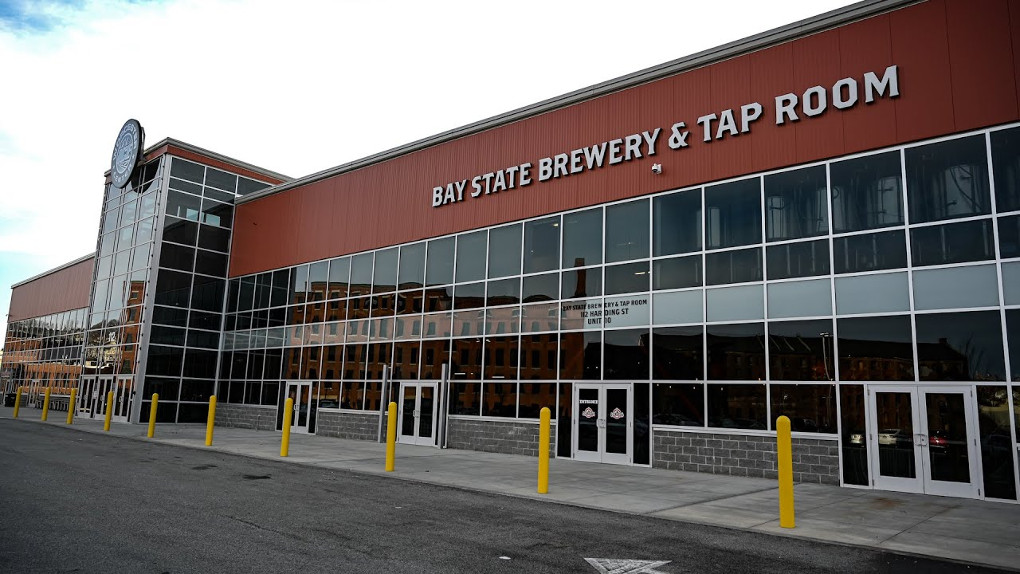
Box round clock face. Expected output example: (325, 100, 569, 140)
(110, 119, 143, 189)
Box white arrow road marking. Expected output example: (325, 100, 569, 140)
(584, 558, 672, 573)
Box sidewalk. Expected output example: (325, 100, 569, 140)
(3, 406, 1019, 571)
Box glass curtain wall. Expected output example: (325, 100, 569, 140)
(1, 308, 88, 397)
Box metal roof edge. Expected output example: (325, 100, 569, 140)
(10, 252, 96, 289)
(236, 0, 916, 205)
(102, 137, 293, 183)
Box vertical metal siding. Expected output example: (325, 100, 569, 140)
(8, 258, 94, 321)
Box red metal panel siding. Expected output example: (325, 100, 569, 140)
(838, 12, 897, 152)
(1012, 2, 1020, 115)
(945, 0, 1018, 130)
(9, 258, 94, 321)
(230, 0, 1020, 278)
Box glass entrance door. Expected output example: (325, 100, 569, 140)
(77, 376, 97, 417)
(284, 382, 314, 434)
(111, 375, 133, 423)
(88, 376, 115, 420)
(574, 383, 632, 465)
(398, 382, 438, 446)
(869, 385, 980, 497)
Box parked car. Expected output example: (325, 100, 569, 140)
(878, 428, 912, 448)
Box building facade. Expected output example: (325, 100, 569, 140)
(4, 0, 1020, 503)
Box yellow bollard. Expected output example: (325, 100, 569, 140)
(147, 394, 159, 438)
(538, 407, 551, 493)
(66, 389, 77, 425)
(385, 401, 397, 472)
(280, 397, 294, 457)
(777, 415, 795, 529)
(41, 388, 52, 422)
(205, 396, 217, 446)
(12, 386, 22, 418)
(103, 390, 114, 431)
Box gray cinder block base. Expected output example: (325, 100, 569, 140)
(446, 417, 556, 458)
(316, 410, 380, 441)
(652, 429, 839, 484)
(214, 403, 277, 431)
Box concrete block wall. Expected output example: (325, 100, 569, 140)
(447, 418, 556, 458)
(316, 410, 380, 441)
(215, 403, 277, 431)
(652, 430, 839, 485)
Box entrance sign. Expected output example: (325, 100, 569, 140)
(431, 66, 900, 207)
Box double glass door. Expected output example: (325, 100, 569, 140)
(78, 375, 133, 422)
(398, 382, 438, 446)
(869, 385, 980, 497)
(284, 382, 314, 434)
(574, 383, 632, 465)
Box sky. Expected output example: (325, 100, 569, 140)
(0, 0, 861, 342)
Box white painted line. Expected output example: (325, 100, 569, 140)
(584, 558, 672, 573)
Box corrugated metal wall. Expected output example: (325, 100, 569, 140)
(230, 0, 1020, 277)
(9, 257, 95, 321)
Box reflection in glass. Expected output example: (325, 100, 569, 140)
(349, 253, 373, 296)
(653, 382, 703, 426)
(706, 323, 765, 380)
(450, 382, 480, 415)
(523, 217, 560, 274)
(998, 215, 1020, 259)
(766, 239, 829, 280)
(603, 329, 649, 380)
(482, 382, 517, 417)
(705, 247, 762, 285)
(653, 255, 701, 290)
(770, 383, 836, 433)
(426, 237, 455, 286)
(924, 392, 971, 483)
(874, 391, 916, 479)
(707, 384, 766, 429)
(654, 188, 701, 256)
(451, 338, 482, 379)
(831, 151, 904, 232)
(837, 315, 913, 381)
(562, 208, 602, 268)
(483, 335, 519, 380)
(518, 383, 556, 418)
(488, 224, 522, 278)
(560, 331, 601, 380)
(906, 135, 990, 223)
(652, 326, 703, 380)
(372, 248, 398, 293)
(456, 230, 487, 283)
(519, 334, 557, 380)
(562, 267, 602, 299)
(705, 178, 761, 249)
(767, 320, 833, 381)
(765, 165, 828, 241)
(833, 230, 906, 274)
(577, 387, 599, 452)
(1008, 310, 1020, 382)
(976, 386, 1016, 500)
(839, 385, 868, 485)
(915, 311, 1004, 381)
(522, 272, 559, 302)
(606, 199, 649, 262)
(604, 262, 648, 295)
(398, 243, 425, 289)
(992, 126, 1020, 213)
(910, 219, 995, 267)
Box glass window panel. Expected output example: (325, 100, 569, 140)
(420, 339, 450, 379)
(290, 264, 309, 305)
(488, 223, 522, 278)
(487, 277, 520, 306)
(485, 307, 520, 335)
(561, 267, 602, 299)
(767, 278, 832, 319)
(519, 334, 557, 380)
(834, 272, 909, 315)
(653, 382, 704, 427)
(768, 320, 834, 381)
(518, 382, 557, 418)
(423, 310, 453, 339)
(839, 384, 869, 485)
(238, 177, 270, 197)
(766, 239, 830, 280)
(654, 188, 701, 256)
(652, 326, 703, 380)
(992, 126, 1020, 213)
(604, 261, 648, 295)
(349, 253, 373, 296)
(653, 255, 701, 290)
(483, 335, 519, 381)
(150, 326, 187, 346)
(307, 261, 328, 302)
(170, 158, 204, 183)
(706, 323, 765, 381)
(705, 247, 762, 285)
(154, 270, 191, 307)
(830, 151, 904, 232)
(559, 331, 601, 380)
(390, 341, 418, 379)
(705, 177, 761, 249)
(205, 167, 237, 193)
(425, 237, 455, 286)
(326, 257, 349, 298)
(481, 382, 517, 417)
(396, 290, 423, 315)
(454, 282, 485, 310)
(707, 383, 767, 429)
(520, 302, 559, 333)
(652, 290, 703, 325)
(915, 311, 1005, 381)
(602, 295, 649, 328)
(833, 230, 906, 274)
(373, 248, 398, 293)
(910, 219, 995, 266)
(1009, 311, 1020, 381)
(190, 275, 224, 312)
(166, 190, 202, 221)
(706, 284, 764, 322)
(604, 328, 649, 380)
(135, 217, 155, 246)
(451, 338, 483, 379)
(453, 309, 485, 338)
(450, 382, 480, 415)
(976, 385, 1017, 500)
(906, 135, 991, 224)
(765, 165, 828, 241)
(197, 224, 230, 253)
(836, 315, 914, 381)
(455, 230, 487, 283)
(130, 245, 149, 272)
(162, 217, 198, 246)
(770, 383, 837, 433)
(562, 207, 602, 268)
(398, 243, 425, 289)
(912, 264, 998, 310)
(606, 199, 649, 263)
(194, 250, 228, 277)
(522, 272, 558, 303)
(998, 214, 1020, 259)
(523, 216, 560, 274)
(169, 177, 202, 196)
(201, 198, 233, 228)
